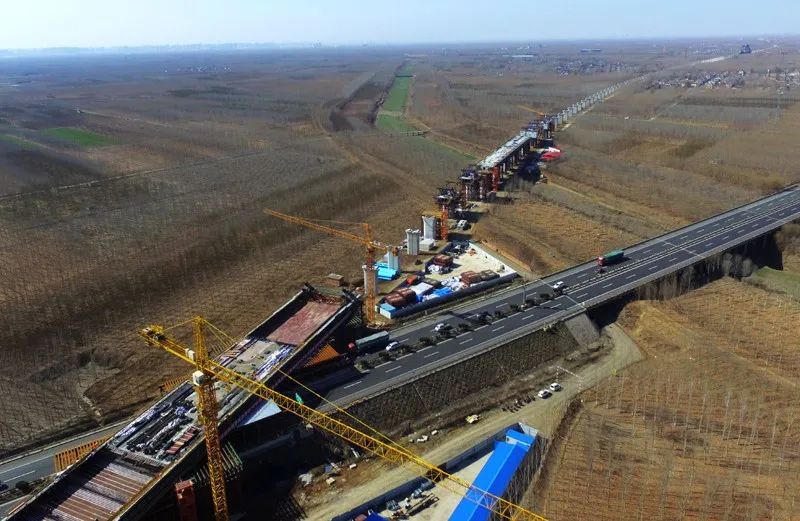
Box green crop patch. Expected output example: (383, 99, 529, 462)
(382, 76, 412, 112)
(0, 134, 39, 149)
(41, 127, 115, 147)
(376, 114, 418, 133)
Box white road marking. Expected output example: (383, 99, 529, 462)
(417, 345, 433, 352)
(667, 257, 679, 262)
(495, 303, 506, 309)
(491, 326, 505, 332)
(439, 338, 453, 344)
(6, 470, 34, 482)
(602, 282, 614, 288)
(625, 273, 637, 280)
(423, 351, 440, 359)
(459, 338, 472, 345)
(720, 235, 730, 240)
(343, 380, 363, 389)
(648, 264, 659, 271)
(523, 313, 537, 320)
(576, 273, 589, 279)
(385, 366, 402, 373)
(575, 292, 588, 299)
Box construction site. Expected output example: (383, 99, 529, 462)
(2, 32, 800, 521)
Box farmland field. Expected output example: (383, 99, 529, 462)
(1, 36, 800, 484)
(381, 75, 412, 112)
(41, 127, 115, 147)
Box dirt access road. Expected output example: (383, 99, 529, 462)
(303, 323, 643, 520)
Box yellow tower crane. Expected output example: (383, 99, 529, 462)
(264, 208, 393, 325)
(139, 318, 548, 521)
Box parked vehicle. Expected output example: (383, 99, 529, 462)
(537, 389, 552, 399)
(596, 249, 625, 267)
(549, 382, 562, 392)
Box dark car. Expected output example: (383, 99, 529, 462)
(0, 481, 8, 492)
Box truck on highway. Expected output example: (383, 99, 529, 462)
(596, 249, 625, 267)
(348, 331, 390, 354)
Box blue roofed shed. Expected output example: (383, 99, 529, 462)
(448, 429, 536, 521)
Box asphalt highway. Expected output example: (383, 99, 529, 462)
(323, 185, 800, 407)
(0, 420, 129, 502)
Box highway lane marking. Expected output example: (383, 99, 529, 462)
(0, 460, 45, 474)
(705, 241, 714, 246)
(720, 235, 730, 240)
(5, 470, 34, 482)
(385, 366, 402, 373)
(417, 346, 434, 352)
(495, 303, 506, 309)
(523, 313, 537, 320)
(423, 351, 440, 359)
(373, 362, 390, 368)
(491, 326, 505, 332)
(439, 338, 453, 344)
(648, 264, 659, 271)
(459, 338, 472, 345)
(625, 273, 637, 280)
(575, 292, 588, 299)
(667, 256, 679, 262)
(711, 222, 720, 227)
(576, 273, 589, 279)
(602, 282, 614, 288)
(641, 248, 651, 254)
(474, 325, 487, 330)
(342, 380, 362, 389)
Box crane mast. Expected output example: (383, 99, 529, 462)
(139, 319, 548, 521)
(264, 208, 389, 324)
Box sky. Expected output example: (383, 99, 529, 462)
(2, 0, 799, 49)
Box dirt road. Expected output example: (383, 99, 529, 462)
(304, 324, 643, 520)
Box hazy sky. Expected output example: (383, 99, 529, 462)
(3, 0, 799, 49)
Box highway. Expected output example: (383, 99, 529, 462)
(323, 184, 800, 406)
(0, 420, 129, 493)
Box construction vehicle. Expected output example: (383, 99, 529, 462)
(264, 209, 391, 324)
(139, 317, 548, 521)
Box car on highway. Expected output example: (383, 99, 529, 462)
(385, 341, 400, 352)
(549, 382, 562, 392)
(552, 280, 566, 293)
(537, 389, 552, 399)
(433, 322, 449, 333)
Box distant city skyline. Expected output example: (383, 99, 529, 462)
(3, 0, 799, 50)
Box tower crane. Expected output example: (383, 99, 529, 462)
(139, 318, 548, 521)
(264, 208, 392, 324)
